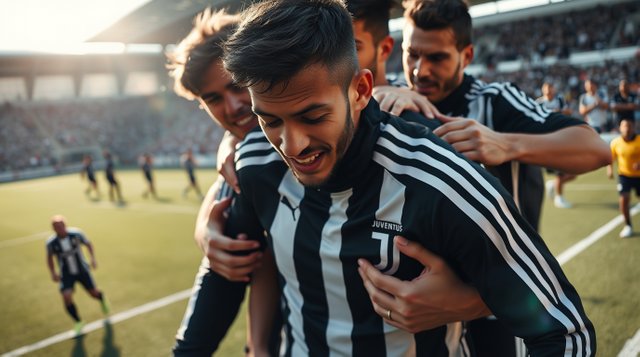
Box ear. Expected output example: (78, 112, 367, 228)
(377, 35, 395, 62)
(461, 44, 474, 68)
(352, 69, 373, 113)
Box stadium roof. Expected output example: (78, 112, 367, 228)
(88, 0, 495, 46)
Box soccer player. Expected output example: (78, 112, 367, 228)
(46, 215, 110, 335)
(103, 151, 124, 203)
(366, 1, 610, 354)
(168, 10, 276, 356)
(222, 0, 596, 354)
(180, 148, 203, 199)
(140, 153, 157, 199)
(80, 154, 100, 199)
(169, 6, 484, 356)
(608, 117, 640, 238)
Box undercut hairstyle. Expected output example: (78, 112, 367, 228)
(166, 8, 240, 100)
(346, 0, 396, 45)
(223, 0, 359, 94)
(403, 0, 472, 50)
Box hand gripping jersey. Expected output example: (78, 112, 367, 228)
(225, 100, 596, 356)
(435, 75, 586, 231)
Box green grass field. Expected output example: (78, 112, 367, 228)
(1, 168, 639, 356)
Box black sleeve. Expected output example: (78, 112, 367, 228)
(172, 266, 248, 356)
(492, 82, 585, 134)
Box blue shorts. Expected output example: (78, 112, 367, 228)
(617, 175, 640, 195)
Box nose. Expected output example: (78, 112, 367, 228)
(279, 122, 309, 158)
(413, 57, 431, 79)
(224, 93, 244, 117)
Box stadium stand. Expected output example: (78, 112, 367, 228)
(1, 0, 638, 183)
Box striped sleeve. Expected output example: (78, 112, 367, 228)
(476, 81, 585, 134)
(373, 120, 596, 356)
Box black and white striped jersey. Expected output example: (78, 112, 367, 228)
(225, 100, 596, 356)
(435, 74, 585, 230)
(46, 228, 91, 276)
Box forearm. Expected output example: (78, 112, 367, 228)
(503, 126, 610, 173)
(194, 178, 225, 252)
(47, 256, 56, 276)
(612, 103, 636, 112)
(247, 249, 279, 356)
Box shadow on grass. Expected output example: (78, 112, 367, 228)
(71, 320, 120, 357)
(566, 202, 619, 210)
(101, 320, 120, 357)
(153, 197, 173, 203)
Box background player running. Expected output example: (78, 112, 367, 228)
(46, 215, 110, 335)
(80, 154, 100, 199)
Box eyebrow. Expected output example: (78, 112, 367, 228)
(200, 82, 239, 102)
(253, 103, 329, 118)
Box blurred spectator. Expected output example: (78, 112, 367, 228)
(580, 79, 610, 133)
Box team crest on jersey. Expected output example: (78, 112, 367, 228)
(370, 220, 403, 275)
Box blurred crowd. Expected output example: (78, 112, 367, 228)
(1, 1, 639, 176)
(0, 94, 223, 173)
(473, 1, 640, 66)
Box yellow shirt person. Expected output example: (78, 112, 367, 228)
(610, 133, 640, 177)
(608, 118, 640, 238)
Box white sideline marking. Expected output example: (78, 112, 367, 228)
(618, 329, 640, 357)
(556, 203, 640, 266)
(1, 289, 191, 357)
(4, 203, 640, 356)
(0, 232, 49, 249)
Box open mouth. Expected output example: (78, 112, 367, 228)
(292, 153, 321, 165)
(236, 115, 254, 127)
(289, 151, 325, 175)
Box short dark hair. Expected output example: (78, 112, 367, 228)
(404, 0, 472, 50)
(346, 0, 395, 45)
(166, 8, 240, 100)
(223, 0, 359, 93)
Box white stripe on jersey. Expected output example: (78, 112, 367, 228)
(376, 171, 415, 355)
(60, 238, 79, 275)
(375, 123, 591, 354)
(320, 190, 354, 356)
(236, 151, 281, 171)
(373, 171, 403, 275)
(269, 170, 308, 355)
(469, 80, 549, 124)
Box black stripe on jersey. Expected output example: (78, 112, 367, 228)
(344, 173, 391, 356)
(374, 121, 593, 354)
(295, 189, 331, 356)
(236, 131, 282, 171)
(503, 83, 549, 121)
(470, 80, 549, 124)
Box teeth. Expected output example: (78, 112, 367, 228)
(294, 153, 320, 165)
(236, 116, 253, 126)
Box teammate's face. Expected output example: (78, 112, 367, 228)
(402, 23, 473, 103)
(197, 60, 258, 140)
(250, 64, 372, 187)
(353, 19, 378, 80)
